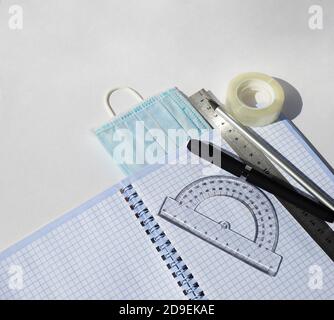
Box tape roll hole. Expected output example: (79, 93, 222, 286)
(237, 79, 275, 109)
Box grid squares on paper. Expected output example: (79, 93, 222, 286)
(133, 119, 334, 299)
(0, 191, 184, 300)
(255, 120, 334, 199)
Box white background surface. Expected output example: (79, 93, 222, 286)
(0, 0, 333, 251)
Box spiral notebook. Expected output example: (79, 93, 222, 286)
(0, 118, 334, 299)
(0, 183, 204, 299)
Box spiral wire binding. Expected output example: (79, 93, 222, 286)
(121, 184, 205, 300)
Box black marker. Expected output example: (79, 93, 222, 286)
(187, 139, 334, 223)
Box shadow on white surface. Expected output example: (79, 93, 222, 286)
(275, 78, 303, 121)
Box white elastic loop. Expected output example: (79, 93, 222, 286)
(106, 87, 144, 117)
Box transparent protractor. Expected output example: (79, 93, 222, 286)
(175, 176, 279, 251)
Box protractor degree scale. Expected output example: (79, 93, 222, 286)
(159, 176, 283, 276)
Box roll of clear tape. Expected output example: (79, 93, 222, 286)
(224, 72, 285, 127)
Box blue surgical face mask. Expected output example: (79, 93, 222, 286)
(95, 87, 210, 176)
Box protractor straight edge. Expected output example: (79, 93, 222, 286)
(159, 175, 283, 276)
(189, 89, 334, 261)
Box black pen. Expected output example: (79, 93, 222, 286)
(187, 139, 334, 223)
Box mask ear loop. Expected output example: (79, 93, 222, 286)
(106, 87, 144, 117)
(103, 87, 144, 173)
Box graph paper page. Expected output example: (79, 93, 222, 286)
(132, 118, 334, 299)
(0, 186, 184, 299)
